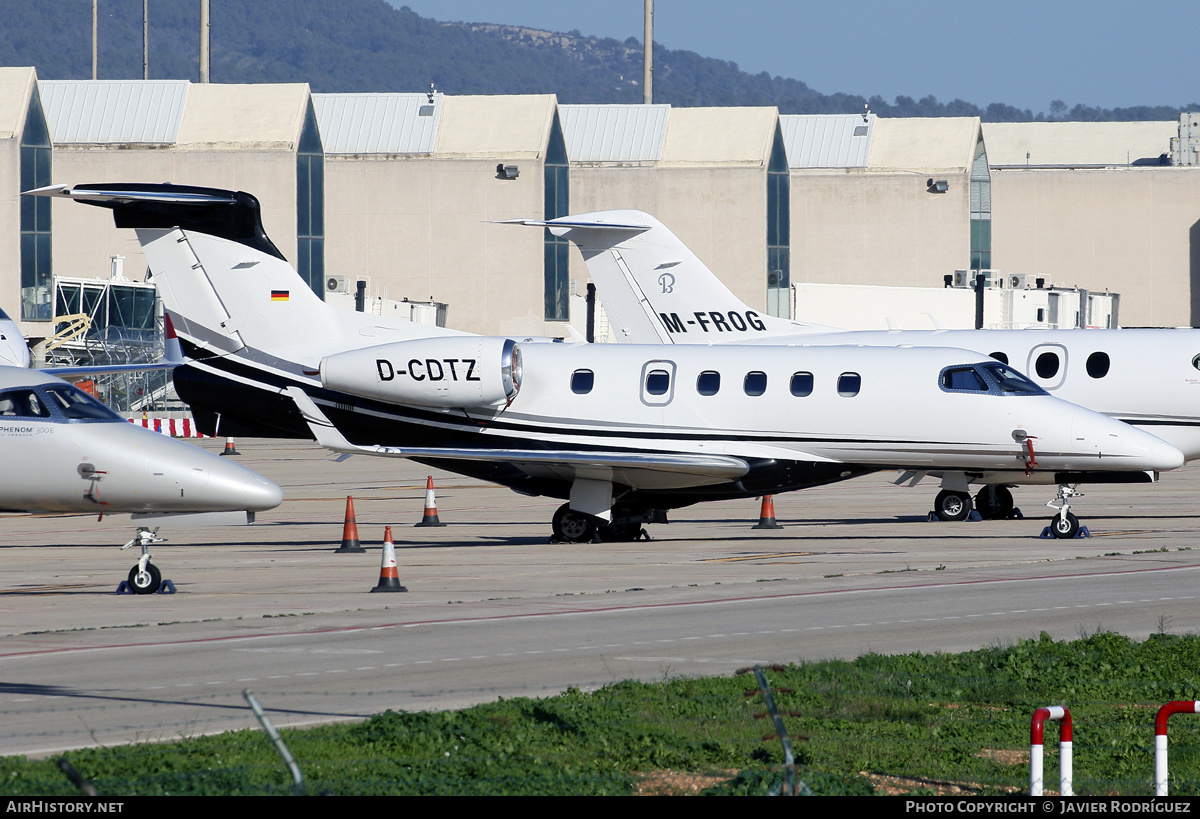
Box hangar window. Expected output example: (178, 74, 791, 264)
(1085, 352, 1111, 379)
(743, 371, 767, 396)
(696, 371, 721, 396)
(838, 373, 861, 397)
(790, 372, 813, 397)
(989, 351, 1009, 365)
(1035, 351, 1060, 379)
(570, 369, 594, 394)
(646, 369, 671, 396)
(20, 85, 52, 322)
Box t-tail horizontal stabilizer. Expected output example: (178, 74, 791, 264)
(504, 210, 836, 343)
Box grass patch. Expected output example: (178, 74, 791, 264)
(6, 631, 1200, 795)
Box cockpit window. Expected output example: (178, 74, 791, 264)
(0, 390, 49, 418)
(43, 387, 124, 421)
(941, 367, 989, 392)
(978, 363, 1046, 395)
(0, 385, 123, 423)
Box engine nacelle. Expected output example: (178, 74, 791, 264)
(320, 337, 522, 408)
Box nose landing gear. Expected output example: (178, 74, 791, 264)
(119, 528, 170, 594)
(1043, 485, 1087, 539)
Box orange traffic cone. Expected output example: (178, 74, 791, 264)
(219, 436, 240, 456)
(336, 496, 365, 552)
(414, 476, 447, 527)
(752, 495, 784, 529)
(370, 526, 407, 593)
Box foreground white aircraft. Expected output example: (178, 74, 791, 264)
(0, 367, 283, 592)
(30, 184, 1184, 542)
(507, 210, 1200, 526)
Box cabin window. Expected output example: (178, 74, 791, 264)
(646, 369, 671, 396)
(696, 371, 721, 396)
(940, 367, 988, 392)
(790, 372, 813, 397)
(837, 372, 861, 397)
(570, 369, 594, 394)
(989, 351, 1008, 365)
(1193, 354, 1200, 372)
(1035, 351, 1060, 379)
(1086, 352, 1110, 379)
(743, 371, 767, 396)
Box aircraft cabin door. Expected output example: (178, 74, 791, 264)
(640, 360, 677, 407)
(1026, 344, 1068, 391)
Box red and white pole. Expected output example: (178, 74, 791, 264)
(1155, 700, 1200, 795)
(1030, 705, 1072, 796)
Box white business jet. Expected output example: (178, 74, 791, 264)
(506, 210, 1200, 531)
(28, 184, 1183, 543)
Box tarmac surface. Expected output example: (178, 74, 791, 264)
(3, 437, 1200, 757)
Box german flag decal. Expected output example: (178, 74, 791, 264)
(271, 290, 289, 301)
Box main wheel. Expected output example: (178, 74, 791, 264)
(128, 562, 162, 595)
(552, 504, 597, 543)
(974, 485, 1015, 520)
(934, 490, 972, 522)
(1050, 512, 1080, 539)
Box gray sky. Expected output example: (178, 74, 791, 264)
(390, 1, 1197, 114)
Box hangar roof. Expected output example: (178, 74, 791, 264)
(982, 121, 1176, 167)
(313, 92, 441, 155)
(40, 80, 187, 144)
(660, 107, 778, 166)
(177, 83, 309, 148)
(435, 94, 557, 159)
(559, 104, 670, 162)
(868, 117, 980, 173)
(780, 113, 874, 168)
(0, 67, 37, 140)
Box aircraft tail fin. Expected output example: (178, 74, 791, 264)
(504, 210, 837, 343)
(26, 184, 452, 369)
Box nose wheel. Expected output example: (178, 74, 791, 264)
(120, 528, 169, 594)
(1045, 485, 1086, 539)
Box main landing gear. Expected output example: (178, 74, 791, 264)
(120, 528, 168, 594)
(932, 486, 1017, 521)
(551, 503, 649, 543)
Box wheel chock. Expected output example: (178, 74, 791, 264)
(1010, 507, 1024, 519)
(115, 578, 176, 594)
(927, 510, 983, 522)
(634, 528, 652, 541)
(1038, 526, 1091, 539)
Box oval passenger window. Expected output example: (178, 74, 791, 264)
(790, 372, 813, 397)
(696, 371, 721, 396)
(646, 369, 670, 395)
(743, 371, 767, 396)
(570, 369, 594, 394)
(1035, 352, 1060, 379)
(989, 351, 1009, 365)
(1085, 352, 1110, 379)
(838, 372, 861, 397)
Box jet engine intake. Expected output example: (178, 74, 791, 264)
(321, 337, 522, 408)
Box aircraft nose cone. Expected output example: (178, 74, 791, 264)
(1149, 440, 1186, 472)
(209, 460, 284, 511)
